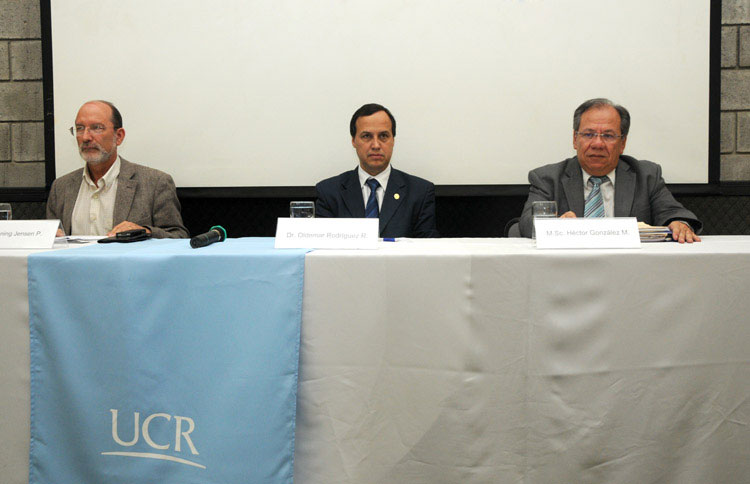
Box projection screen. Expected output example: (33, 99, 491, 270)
(50, 0, 712, 188)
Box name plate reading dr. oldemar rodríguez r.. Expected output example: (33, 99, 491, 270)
(0, 220, 60, 249)
(275, 218, 379, 249)
(534, 217, 640, 249)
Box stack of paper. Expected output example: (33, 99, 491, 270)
(638, 222, 672, 242)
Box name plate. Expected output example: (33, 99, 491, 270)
(275, 218, 379, 249)
(535, 217, 640, 249)
(0, 220, 60, 249)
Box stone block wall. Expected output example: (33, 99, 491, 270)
(722, 0, 750, 180)
(0, 0, 45, 187)
(1, 1, 749, 187)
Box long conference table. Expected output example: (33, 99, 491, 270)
(2, 237, 750, 483)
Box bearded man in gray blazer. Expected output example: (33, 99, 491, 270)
(47, 101, 188, 238)
(519, 98, 701, 243)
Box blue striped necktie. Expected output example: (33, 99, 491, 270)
(365, 178, 380, 218)
(584, 176, 607, 218)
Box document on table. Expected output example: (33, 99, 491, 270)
(60, 235, 106, 244)
(638, 222, 671, 242)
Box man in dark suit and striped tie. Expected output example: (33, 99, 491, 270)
(519, 98, 701, 243)
(315, 103, 439, 238)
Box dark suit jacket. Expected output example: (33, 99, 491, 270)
(46, 158, 189, 238)
(315, 167, 439, 238)
(519, 155, 702, 238)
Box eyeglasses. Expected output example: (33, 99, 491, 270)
(576, 131, 624, 143)
(69, 124, 110, 136)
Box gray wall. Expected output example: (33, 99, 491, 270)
(0, 0, 44, 187)
(722, 0, 750, 180)
(1, 0, 749, 188)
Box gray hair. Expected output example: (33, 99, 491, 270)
(573, 98, 630, 136)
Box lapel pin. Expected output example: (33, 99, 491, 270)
(394, 193, 400, 200)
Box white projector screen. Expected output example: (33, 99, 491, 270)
(50, 0, 711, 188)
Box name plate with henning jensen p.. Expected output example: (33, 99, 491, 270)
(0, 220, 60, 249)
(534, 217, 641, 249)
(275, 218, 379, 249)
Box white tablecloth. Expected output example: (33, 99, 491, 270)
(2, 237, 750, 483)
(0, 249, 37, 484)
(294, 237, 750, 483)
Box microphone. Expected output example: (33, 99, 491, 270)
(190, 225, 227, 249)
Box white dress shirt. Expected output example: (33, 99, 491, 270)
(71, 157, 121, 236)
(358, 164, 391, 211)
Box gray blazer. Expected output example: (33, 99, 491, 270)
(46, 158, 189, 238)
(519, 156, 702, 238)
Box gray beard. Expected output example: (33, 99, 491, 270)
(80, 145, 113, 165)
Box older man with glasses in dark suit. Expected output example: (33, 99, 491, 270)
(519, 98, 701, 243)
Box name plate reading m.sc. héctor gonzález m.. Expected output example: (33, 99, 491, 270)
(0, 220, 60, 249)
(534, 217, 640, 249)
(275, 218, 379, 249)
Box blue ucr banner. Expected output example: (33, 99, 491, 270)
(28, 238, 308, 484)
